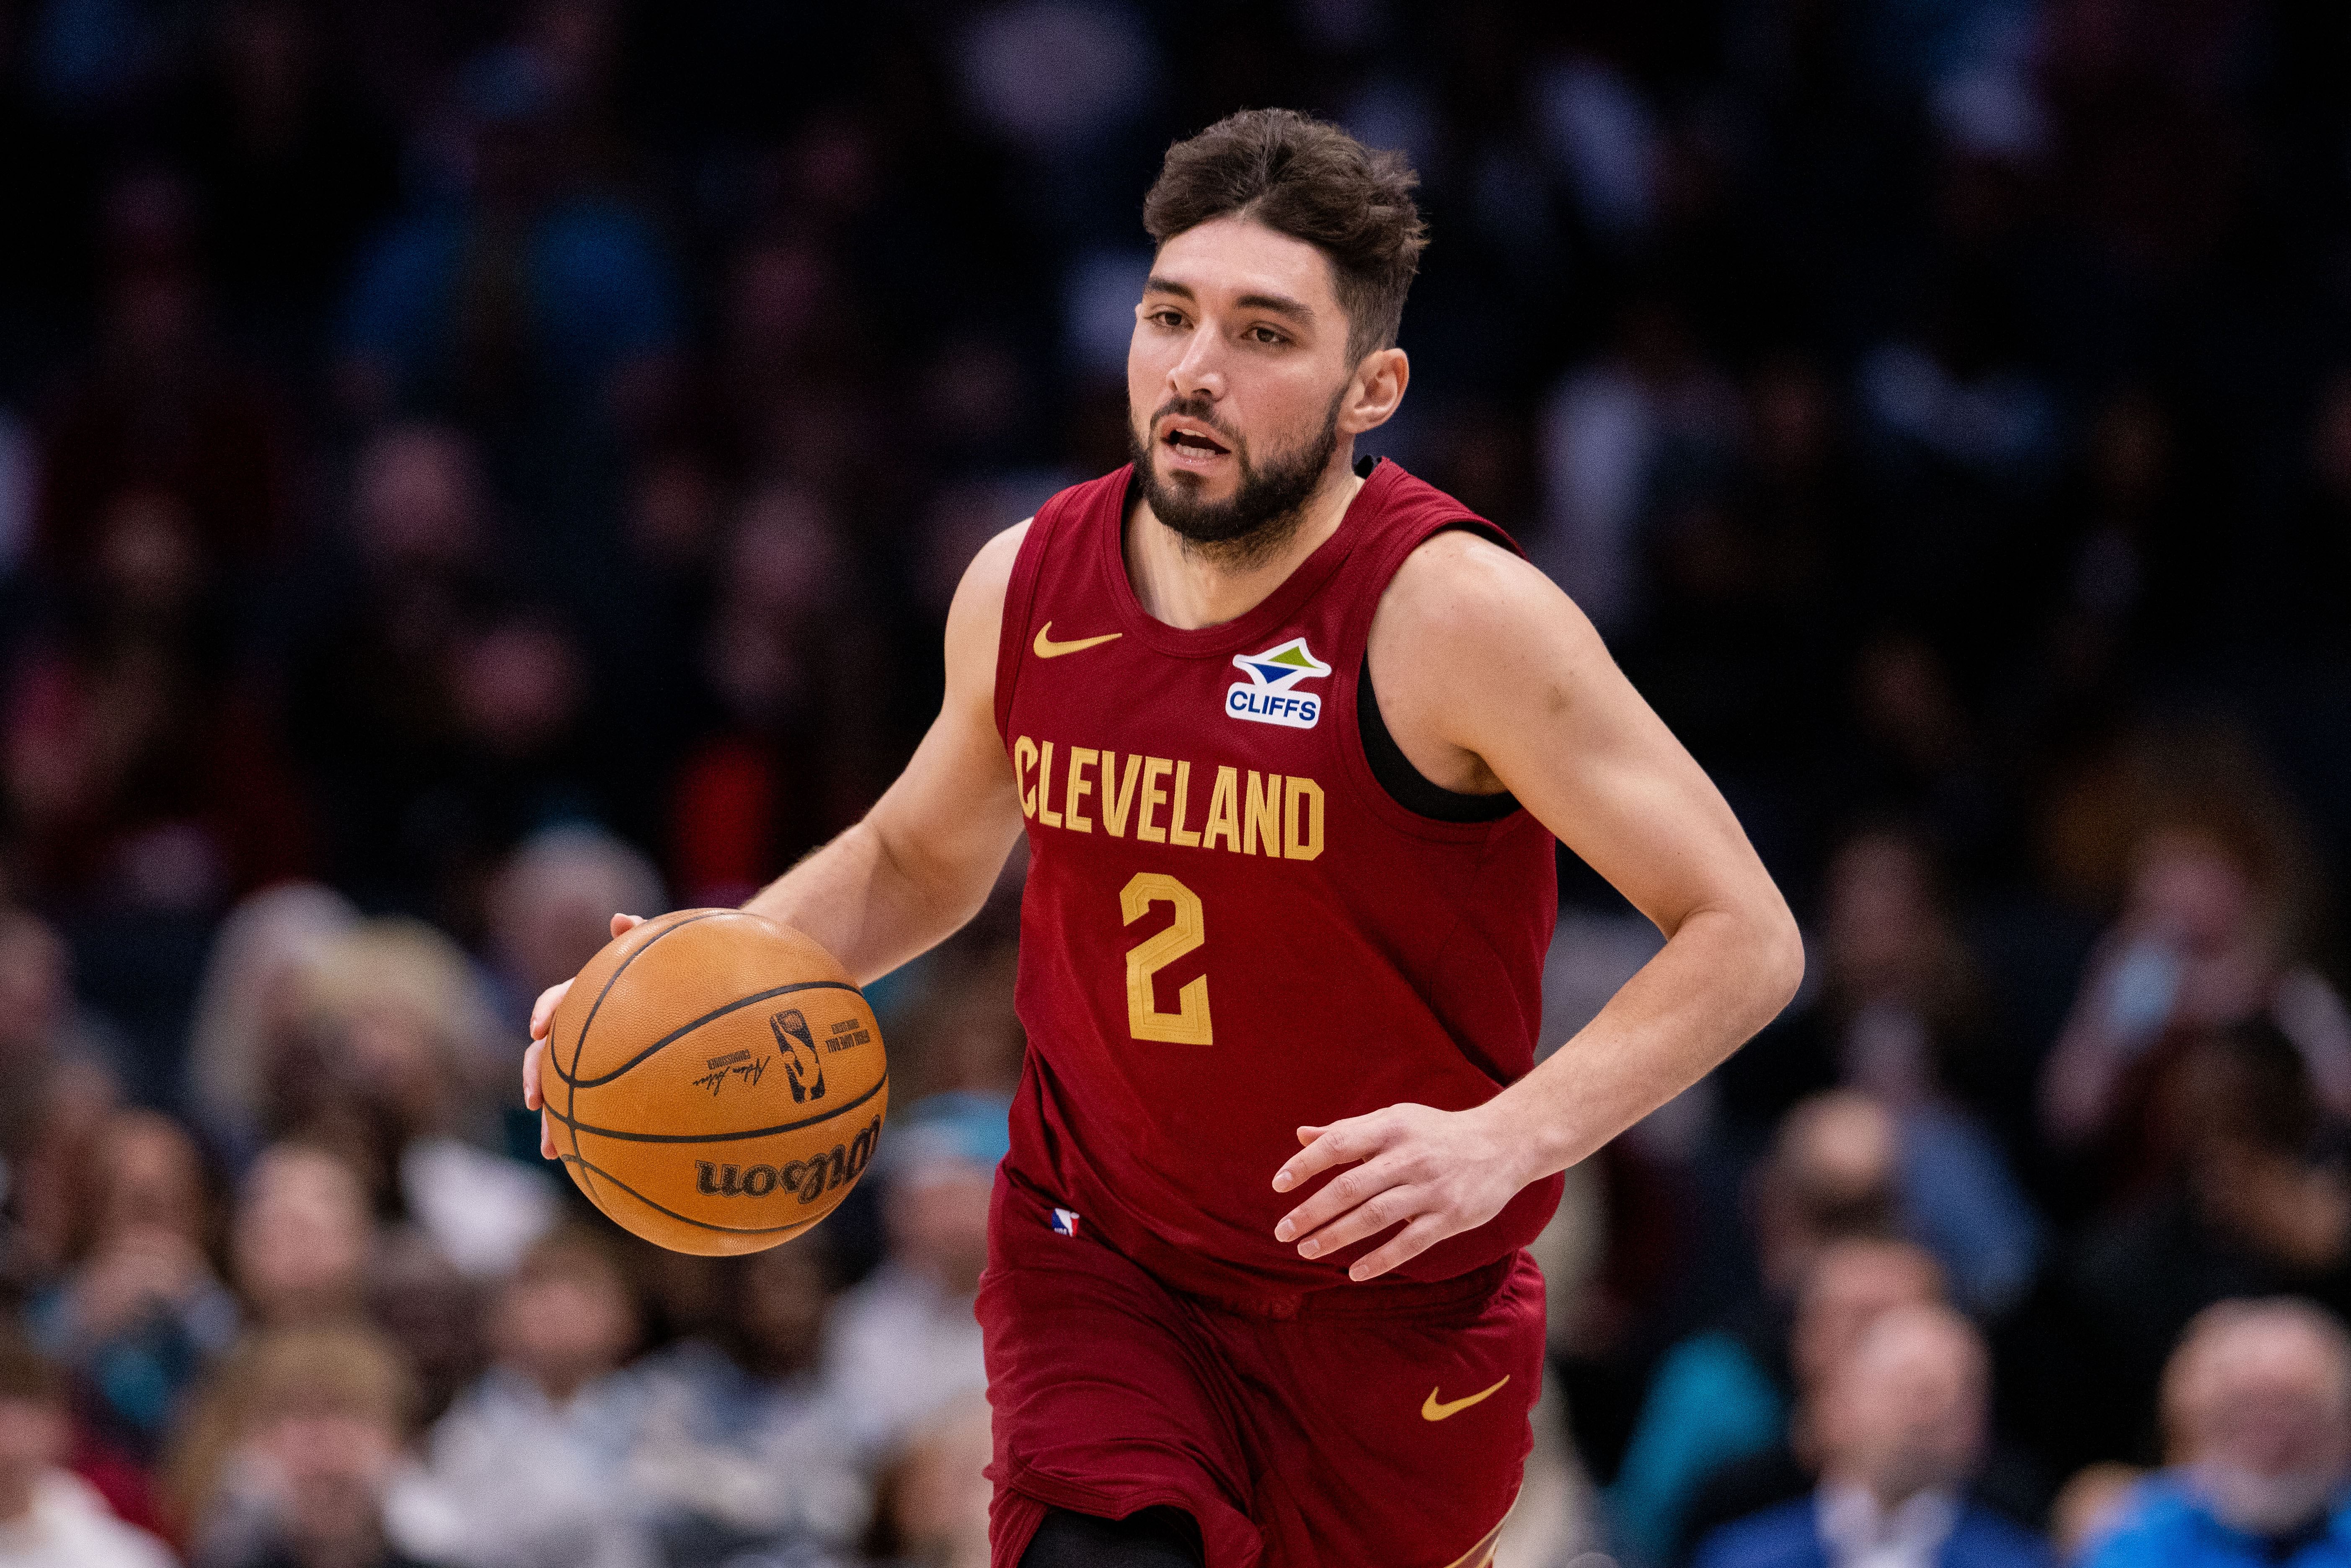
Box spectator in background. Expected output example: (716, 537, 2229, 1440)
(167, 1325, 416, 1568)
(1729, 827, 2042, 1315)
(2084, 1300, 2351, 1568)
(483, 824, 664, 1036)
(183, 883, 359, 1165)
(389, 1229, 652, 1568)
(0, 908, 127, 1291)
(2049, 1023, 2351, 1467)
(28, 1110, 237, 1458)
(1692, 1306, 2047, 1568)
(2, 473, 308, 917)
(1532, 296, 1744, 641)
(2042, 741, 2351, 1197)
(627, 1237, 869, 1561)
(165, 0, 402, 359)
(276, 920, 554, 1278)
(0, 1334, 176, 1568)
(825, 1097, 1000, 1463)
(1611, 1092, 1905, 1564)
(362, 1231, 483, 1433)
(335, 47, 679, 435)
(1679, 1239, 1952, 1563)
(2053, 1466, 2147, 1566)
(230, 1146, 370, 1331)
(668, 484, 880, 907)
(281, 423, 503, 920)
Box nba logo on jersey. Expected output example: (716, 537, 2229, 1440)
(1050, 1207, 1082, 1236)
(1227, 638, 1333, 730)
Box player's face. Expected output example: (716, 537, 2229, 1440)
(1128, 217, 1361, 546)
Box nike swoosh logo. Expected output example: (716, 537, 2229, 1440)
(1033, 623, 1122, 659)
(1421, 1376, 1510, 1422)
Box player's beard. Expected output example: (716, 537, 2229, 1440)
(1130, 387, 1345, 569)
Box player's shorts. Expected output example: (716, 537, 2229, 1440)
(979, 1169, 1545, 1568)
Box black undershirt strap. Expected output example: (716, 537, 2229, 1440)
(1356, 650, 1520, 823)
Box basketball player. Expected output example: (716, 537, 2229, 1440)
(524, 110, 1803, 1568)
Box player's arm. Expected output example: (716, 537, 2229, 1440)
(1273, 532, 1806, 1279)
(522, 522, 1031, 1151)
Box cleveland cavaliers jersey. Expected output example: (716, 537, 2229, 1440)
(991, 457, 1564, 1302)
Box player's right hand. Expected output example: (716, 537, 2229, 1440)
(523, 912, 647, 1159)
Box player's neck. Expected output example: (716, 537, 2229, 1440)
(1126, 458, 1365, 630)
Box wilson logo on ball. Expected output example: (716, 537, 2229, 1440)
(693, 1115, 879, 1205)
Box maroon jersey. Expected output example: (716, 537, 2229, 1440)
(992, 458, 1563, 1301)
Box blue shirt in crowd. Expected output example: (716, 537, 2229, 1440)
(1691, 1493, 2049, 1568)
(2084, 1477, 2351, 1568)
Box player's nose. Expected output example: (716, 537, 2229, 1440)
(1167, 329, 1227, 402)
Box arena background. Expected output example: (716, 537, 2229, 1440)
(4, 0, 2351, 1565)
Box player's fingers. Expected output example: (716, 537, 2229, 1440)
(1292, 1182, 1425, 1260)
(528, 979, 572, 1041)
(610, 911, 646, 936)
(1348, 1213, 1455, 1283)
(540, 1108, 556, 1160)
(1275, 1153, 1407, 1243)
(522, 1038, 545, 1109)
(1271, 1115, 1392, 1193)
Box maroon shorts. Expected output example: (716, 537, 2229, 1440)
(979, 1171, 1544, 1568)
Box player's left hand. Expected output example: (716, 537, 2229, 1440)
(1271, 1102, 1535, 1282)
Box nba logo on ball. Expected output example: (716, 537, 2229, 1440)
(1226, 638, 1332, 729)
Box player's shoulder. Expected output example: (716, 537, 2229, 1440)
(950, 518, 1033, 615)
(941, 519, 1033, 697)
(1381, 522, 1570, 644)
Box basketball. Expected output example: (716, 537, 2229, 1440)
(543, 909, 888, 1256)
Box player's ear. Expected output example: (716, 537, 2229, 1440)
(1339, 346, 1409, 436)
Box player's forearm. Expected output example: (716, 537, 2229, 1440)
(1487, 901, 1803, 1180)
(739, 818, 992, 985)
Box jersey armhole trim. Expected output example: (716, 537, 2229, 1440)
(1356, 650, 1522, 823)
(993, 508, 1058, 743)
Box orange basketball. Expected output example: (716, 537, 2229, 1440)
(543, 909, 888, 1255)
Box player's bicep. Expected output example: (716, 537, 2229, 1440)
(1446, 565, 1775, 935)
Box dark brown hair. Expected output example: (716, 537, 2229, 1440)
(1142, 108, 1426, 365)
(0, 1334, 65, 1406)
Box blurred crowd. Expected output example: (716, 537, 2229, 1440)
(3, 1, 2351, 1567)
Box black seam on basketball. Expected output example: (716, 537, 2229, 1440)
(566, 909, 736, 1083)
(565, 911, 731, 1209)
(556, 1154, 827, 1236)
(554, 979, 867, 1089)
(545, 1068, 887, 1142)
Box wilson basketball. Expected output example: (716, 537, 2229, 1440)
(543, 909, 888, 1256)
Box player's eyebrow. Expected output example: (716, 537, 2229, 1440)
(1141, 278, 1316, 326)
(1234, 291, 1314, 323)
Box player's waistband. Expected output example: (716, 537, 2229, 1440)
(1183, 1252, 1518, 1321)
(997, 1164, 1519, 1321)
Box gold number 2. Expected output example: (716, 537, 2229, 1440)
(1120, 872, 1212, 1045)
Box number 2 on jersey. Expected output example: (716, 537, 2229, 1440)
(1120, 872, 1212, 1044)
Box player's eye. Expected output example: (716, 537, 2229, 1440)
(1145, 308, 1187, 329)
(1247, 325, 1288, 346)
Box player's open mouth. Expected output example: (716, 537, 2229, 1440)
(1161, 421, 1232, 470)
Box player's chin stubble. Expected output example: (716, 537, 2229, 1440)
(1130, 389, 1346, 570)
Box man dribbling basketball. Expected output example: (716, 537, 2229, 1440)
(524, 109, 1803, 1568)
